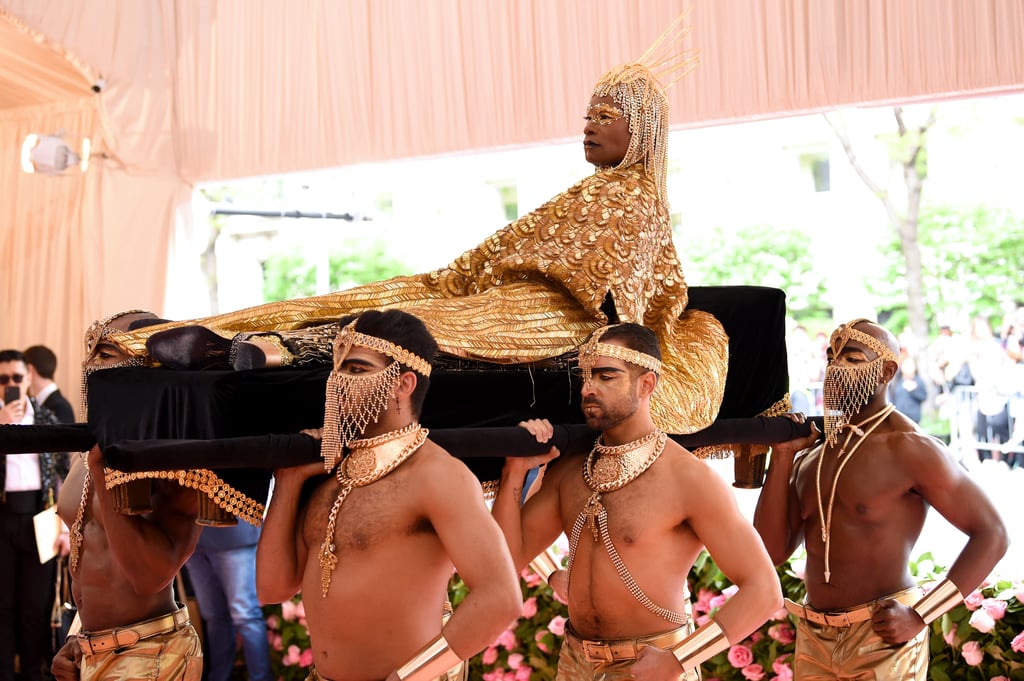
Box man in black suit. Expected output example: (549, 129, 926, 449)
(23, 346, 75, 424)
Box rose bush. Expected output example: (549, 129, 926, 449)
(260, 550, 1024, 681)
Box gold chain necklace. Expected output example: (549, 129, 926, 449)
(69, 457, 91, 573)
(318, 423, 428, 596)
(566, 430, 687, 625)
(815, 404, 895, 583)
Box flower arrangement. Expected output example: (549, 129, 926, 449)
(264, 596, 313, 681)
(261, 551, 1024, 681)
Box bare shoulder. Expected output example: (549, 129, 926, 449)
(408, 439, 489, 497)
(663, 441, 731, 494)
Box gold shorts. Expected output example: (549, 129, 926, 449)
(555, 621, 700, 681)
(789, 587, 928, 681)
(78, 612, 201, 681)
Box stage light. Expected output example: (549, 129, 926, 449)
(21, 133, 91, 175)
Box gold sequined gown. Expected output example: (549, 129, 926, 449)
(117, 163, 727, 433)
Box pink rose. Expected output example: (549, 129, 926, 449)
(514, 667, 531, 681)
(771, 606, 790, 621)
(265, 614, 280, 630)
(964, 590, 985, 611)
(943, 628, 957, 647)
(742, 663, 765, 681)
(981, 598, 1007, 620)
(710, 595, 728, 610)
(548, 615, 567, 637)
(299, 649, 314, 668)
(768, 623, 796, 645)
(482, 646, 499, 665)
(497, 628, 518, 650)
(694, 588, 716, 615)
(281, 600, 299, 621)
(271, 633, 283, 651)
(522, 597, 538, 619)
(723, 585, 739, 599)
(534, 630, 550, 653)
(482, 671, 504, 681)
(969, 609, 996, 634)
(696, 614, 711, 627)
(728, 644, 754, 668)
(772, 658, 793, 681)
(750, 631, 764, 644)
(962, 640, 984, 666)
(1011, 631, 1024, 653)
(522, 569, 542, 588)
(282, 644, 302, 666)
(507, 653, 524, 669)
(990, 676, 1011, 681)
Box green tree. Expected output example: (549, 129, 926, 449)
(679, 223, 830, 321)
(869, 204, 1024, 327)
(262, 239, 412, 302)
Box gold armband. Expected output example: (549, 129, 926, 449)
(912, 578, 964, 626)
(529, 547, 562, 584)
(395, 633, 462, 681)
(671, 619, 729, 672)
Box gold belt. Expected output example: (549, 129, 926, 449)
(784, 598, 874, 627)
(564, 622, 690, 664)
(77, 607, 190, 655)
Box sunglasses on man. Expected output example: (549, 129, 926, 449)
(0, 373, 25, 385)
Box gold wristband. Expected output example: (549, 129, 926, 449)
(529, 547, 562, 583)
(671, 619, 729, 672)
(913, 578, 964, 625)
(395, 633, 462, 681)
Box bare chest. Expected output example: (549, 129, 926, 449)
(795, 444, 917, 523)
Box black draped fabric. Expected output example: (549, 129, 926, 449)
(0, 286, 793, 513)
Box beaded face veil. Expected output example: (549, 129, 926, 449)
(320, 319, 432, 472)
(822, 318, 899, 445)
(591, 12, 699, 204)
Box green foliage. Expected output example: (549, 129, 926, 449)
(869, 204, 1024, 327)
(262, 240, 412, 302)
(679, 224, 830, 319)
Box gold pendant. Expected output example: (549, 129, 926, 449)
(591, 456, 620, 485)
(345, 449, 377, 478)
(583, 493, 604, 541)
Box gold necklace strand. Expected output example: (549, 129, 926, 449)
(815, 404, 896, 583)
(319, 424, 428, 596)
(566, 430, 686, 624)
(69, 458, 91, 573)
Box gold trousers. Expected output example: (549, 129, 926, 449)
(555, 621, 699, 681)
(306, 662, 466, 681)
(791, 588, 927, 681)
(79, 619, 201, 681)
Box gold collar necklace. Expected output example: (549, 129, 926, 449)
(816, 404, 895, 583)
(319, 422, 427, 596)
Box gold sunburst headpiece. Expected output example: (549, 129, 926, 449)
(592, 10, 699, 203)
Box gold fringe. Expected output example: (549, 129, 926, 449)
(103, 468, 265, 527)
(691, 394, 793, 460)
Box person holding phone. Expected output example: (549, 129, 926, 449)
(0, 349, 69, 681)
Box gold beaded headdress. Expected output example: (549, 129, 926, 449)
(828, 318, 898, 365)
(592, 11, 699, 203)
(578, 325, 662, 384)
(321, 319, 433, 472)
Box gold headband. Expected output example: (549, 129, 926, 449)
(829, 319, 898, 364)
(578, 326, 662, 374)
(333, 320, 432, 377)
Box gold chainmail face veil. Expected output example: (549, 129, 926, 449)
(321, 319, 433, 472)
(822, 319, 898, 446)
(80, 310, 152, 417)
(591, 12, 699, 204)
(578, 324, 662, 385)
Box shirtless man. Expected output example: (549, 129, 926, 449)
(256, 309, 522, 681)
(51, 311, 202, 681)
(753, 318, 1008, 680)
(493, 323, 782, 681)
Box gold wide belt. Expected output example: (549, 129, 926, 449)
(785, 598, 874, 627)
(564, 622, 690, 663)
(77, 607, 190, 655)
